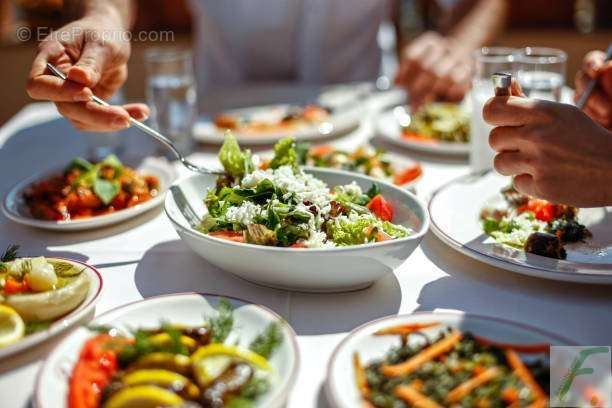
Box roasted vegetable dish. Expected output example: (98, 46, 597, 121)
(24, 155, 159, 221)
(354, 322, 550, 407)
(401, 103, 470, 144)
(0, 245, 90, 348)
(289, 144, 422, 187)
(197, 135, 411, 248)
(68, 299, 283, 408)
(214, 104, 330, 134)
(480, 186, 591, 259)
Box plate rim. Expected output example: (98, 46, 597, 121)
(428, 171, 612, 283)
(2, 157, 176, 231)
(0, 257, 103, 360)
(325, 310, 578, 408)
(34, 291, 301, 408)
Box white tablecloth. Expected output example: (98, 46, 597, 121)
(0, 101, 611, 408)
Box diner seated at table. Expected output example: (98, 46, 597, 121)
(483, 49, 612, 208)
(25, 0, 506, 132)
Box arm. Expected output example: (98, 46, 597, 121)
(448, 0, 507, 54)
(26, 0, 148, 132)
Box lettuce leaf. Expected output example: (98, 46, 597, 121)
(327, 216, 376, 246)
(382, 221, 409, 239)
(219, 133, 252, 179)
(269, 137, 298, 169)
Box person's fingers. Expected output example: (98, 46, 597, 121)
(409, 70, 436, 104)
(29, 39, 65, 78)
(67, 40, 111, 87)
(513, 174, 538, 197)
(399, 35, 438, 89)
(56, 101, 131, 130)
(483, 96, 552, 126)
(91, 65, 128, 100)
(510, 79, 525, 97)
(493, 151, 534, 176)
(582, 50, 605, 78)
(584, 105, 611, 129)
(123, 103, 150, 121)
(26, 75, 93, 102)
(489, 126, 524, 152)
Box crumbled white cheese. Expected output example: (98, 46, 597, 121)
(225, 201, 262, 225)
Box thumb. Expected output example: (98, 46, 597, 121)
(66, 41, 107, 87)
(511, 79, 525, 97)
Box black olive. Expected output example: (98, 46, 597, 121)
(524, 232, 566, 259)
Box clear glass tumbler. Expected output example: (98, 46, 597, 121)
(145, 48, 197, 156)
(470, 47, 516, 173)
(514, 47, 567, 102)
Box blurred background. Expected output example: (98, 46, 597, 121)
(0, 0, 609, 125)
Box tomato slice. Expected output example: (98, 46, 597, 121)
(68, 335, 121, 408)
(290, 242, 307, 248)
(518, 199, 561, 222)
(393, 164, 422, 186)
(209, 230, 246, 243)
(3, 277, 30, 294)
(401, 131, 438, 144)
(366, 194, 394, 222)
(309, 145, 335, 157)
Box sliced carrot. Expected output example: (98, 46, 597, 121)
(309, 145, 335, 157)
(209, 230, 246, 243)
(401, 131, 438, 144)
(353, 353, 370, 400)
(374, 322, 440, 336)
(394, 385, 443, 408)
(393, 164, 423, 186)
(382, 331, 462, 377)
(474, 335, 550, 354)
(446, 366, 500, 403)
(3, 277, 30, 294)
(505, 349, 547, 400)
(501, 386, 520, 404)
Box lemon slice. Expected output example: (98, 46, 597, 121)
(191, 343, 271, 371)
(193, 354, 233, 387)
(0, 305, 25, 348)
(104, 385, 184, 408)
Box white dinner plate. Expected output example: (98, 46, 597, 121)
(193, 103, 361, 145)
(326, 311, 576, 408)
(35, 292, 299, 408)
(2, 156, 177, 231)
(0, 258, 102, 360)
(429, 171, 612, 284)
(376, 107, 470, 156)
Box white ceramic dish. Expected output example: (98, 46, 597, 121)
(429, 171, 612, 284)
(376, 107, 470, 156)
(165, 168, 429, 292)
(35, 292, 299, 408)
(326, 311, 575, 408)
(193, 104, 361, 145)
(0, 258, 102, 360)
(2, 156, 177, 231)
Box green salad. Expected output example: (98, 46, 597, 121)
(197, 135, 410, 248)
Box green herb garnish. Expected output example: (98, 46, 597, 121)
(249, 322, 282, 359)
(209, 298, 234, 343)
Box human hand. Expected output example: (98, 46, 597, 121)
(26, 9, 148, 132)
(484, 89, 612, 207)
(396, 32, 472, 110)
(574, 49, 612, 130)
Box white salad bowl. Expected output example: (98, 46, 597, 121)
(165, 167, 429, 292)
(0, 258, 102, 360)
(35, 292, 299, 408)
(326, 311, 576, 408)
(2, 156, 177, 231)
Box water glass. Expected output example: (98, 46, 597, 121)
(514, 47, 566, 102)
(470, 47, 516, 172)
(145, 48, 197, 156)
(88, 90, 126, 160)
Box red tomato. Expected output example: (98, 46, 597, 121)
(3, 277, 30, 294)
(309, 145, 334, 158)
(393, 164, 422, 186)
(68, 335, 120, 408)
(209, 230, 246, 243)
(366, 194, 393, 221)
(519, 199, 560, 222)
(290, 242, 307, 248)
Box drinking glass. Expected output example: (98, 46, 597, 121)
(88, 90, 126, 160)
(145, 48, 197, 156)
(514, 47, 566, 102)
(470, 47, 516, 172)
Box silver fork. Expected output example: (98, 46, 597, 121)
(46, 63, 224, 176)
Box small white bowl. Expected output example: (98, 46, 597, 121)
(0, 258, 103, 360)
(2, 156, 177, 231)
(35, 292, 299, 408)
(165, 167, 429, 292)
(326, 311, 576, 408)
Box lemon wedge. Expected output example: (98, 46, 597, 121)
(191, 343, 271, 371)
(0, 305, 25, 348)
(103, 385, 184, 408)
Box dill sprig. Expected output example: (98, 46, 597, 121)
(249, 322, 283, 359)
(1, 244, 19, 263)
(209, 298, 234, 343)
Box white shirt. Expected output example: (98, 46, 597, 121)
(188, 0, 391, 102)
